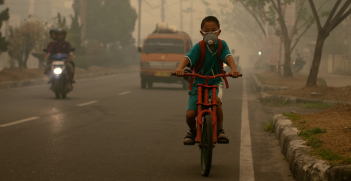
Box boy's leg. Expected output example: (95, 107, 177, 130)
(184, 94, 198, 145)
(186, 110, 197, 130)
(216, 97, 229, 143)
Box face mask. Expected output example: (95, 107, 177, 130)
(201, 30, 220, 45)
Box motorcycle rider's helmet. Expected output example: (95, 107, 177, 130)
(56, 28, 67, 40)
(49, 27, 58, 40)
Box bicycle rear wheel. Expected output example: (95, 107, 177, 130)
(201, 114, 213, 177)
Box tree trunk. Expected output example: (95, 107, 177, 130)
(283, 40, 293, 77)
(305, 35, 326, 87)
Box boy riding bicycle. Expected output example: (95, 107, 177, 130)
(175, 16, 240, 145)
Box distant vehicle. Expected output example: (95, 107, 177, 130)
(138, 23, 192, 89)
(224, 56, 241, 73)
(292, 52, 306, 73)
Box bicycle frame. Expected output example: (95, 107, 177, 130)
(196, 80, 218, 146)
(172, 73, 241, 146)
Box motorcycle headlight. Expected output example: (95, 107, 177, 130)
(54, 68, 62, 74)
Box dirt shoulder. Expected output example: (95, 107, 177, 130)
(287, 105, 351, 165)
(271, 86, 351, 103)
(256, 70, 351, 103)
(255, 71, 327, 88)
(0, 66, 137, 83)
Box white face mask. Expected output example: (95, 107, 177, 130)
(201, 30, 220, 45)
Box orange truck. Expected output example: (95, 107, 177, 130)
(138, 24, 192, 89)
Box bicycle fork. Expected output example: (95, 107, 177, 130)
(196, 84, 218, 147)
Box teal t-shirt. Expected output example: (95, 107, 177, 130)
(185, 40, 232, 90)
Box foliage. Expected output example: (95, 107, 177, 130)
(298, 127, 326, 138)
(0, 1, 9, 53)
(264, 120, 275, 133)
(8, 21, 46, 68)
(72, 0, 138, 67)
(55, 13, 67, 28)
(306, 0, 351, 87)
(227, 0, 315, 77)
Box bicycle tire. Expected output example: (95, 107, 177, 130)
(201, 114, 213, 177)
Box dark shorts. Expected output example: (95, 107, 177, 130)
(187, 84, 223, 111)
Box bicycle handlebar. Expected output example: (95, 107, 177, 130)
(171, 73, 242, 79)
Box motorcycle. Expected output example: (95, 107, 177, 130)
(49, 53, 72, 99)
(292, 52, 306, 73)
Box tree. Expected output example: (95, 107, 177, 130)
(231, 0, 267, 37)
(0, 0, 9, 53)
(306, 0, 351, 87)
(72, 0, 138, 66)
(85, 0, 137, 47)
(231, 0, 314, 77)
(8, 21, 44, 68)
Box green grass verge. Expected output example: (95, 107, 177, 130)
(264, 120, 275, 133)
(312, 149, 351, 165)
(296, 127, 351, 165)
(282, 112, 302, 121)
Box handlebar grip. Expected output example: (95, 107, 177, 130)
(171, 73, 176, 76)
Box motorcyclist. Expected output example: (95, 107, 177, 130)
(45, 28, 75, 90)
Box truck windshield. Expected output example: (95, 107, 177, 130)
(143, 38, 184, 54)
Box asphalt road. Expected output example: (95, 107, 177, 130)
(0, 71, 294, 181)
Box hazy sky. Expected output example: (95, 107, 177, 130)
(129, 0, 236, 47)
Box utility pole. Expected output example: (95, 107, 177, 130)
(3, 20, 9, 69)
(161, 0, 165, 22)
(180, 0, 183, 31)
(80, 0, 87, 46)
(190, 0, 193, 37)
(138, 0, 141, 48)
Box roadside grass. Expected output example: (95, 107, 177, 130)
(292, 123, 351, 165)
(261, 99, 335, 110)
(311, 149, 351, 165)
(282, 112, 302, 121)
(264, 120, 275, 133)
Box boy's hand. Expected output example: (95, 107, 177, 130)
(229, 70, 240, 78)
(175, 68, 184, 76)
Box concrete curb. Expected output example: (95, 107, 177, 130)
(0, 67, 139, 90)
(252, 74, 291, 92)
(273, 114, 351, 181)
(261, 92, 351, 106)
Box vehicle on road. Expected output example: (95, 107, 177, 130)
(292, 52, 306, 73)
(49, 53, 72, 99)
(139, 23, 192, 89)
(172, 72, 242, 177)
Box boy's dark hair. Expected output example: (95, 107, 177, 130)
(201, 16, 220, 29)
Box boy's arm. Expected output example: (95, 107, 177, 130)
(175, 57, 190, 76)
(226, 56, 240, 78)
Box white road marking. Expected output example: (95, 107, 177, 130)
(240, 78, 255, 181)
(0, 117, 40, 127)
(119, 91, 131, 95)
(77, 100, 98, 107)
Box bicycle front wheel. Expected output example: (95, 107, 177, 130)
(201, 114, 213, 177)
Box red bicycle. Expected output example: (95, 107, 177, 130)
(172, 72, 242, 176)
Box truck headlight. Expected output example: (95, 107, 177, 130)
(54, 68, 62, 74)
